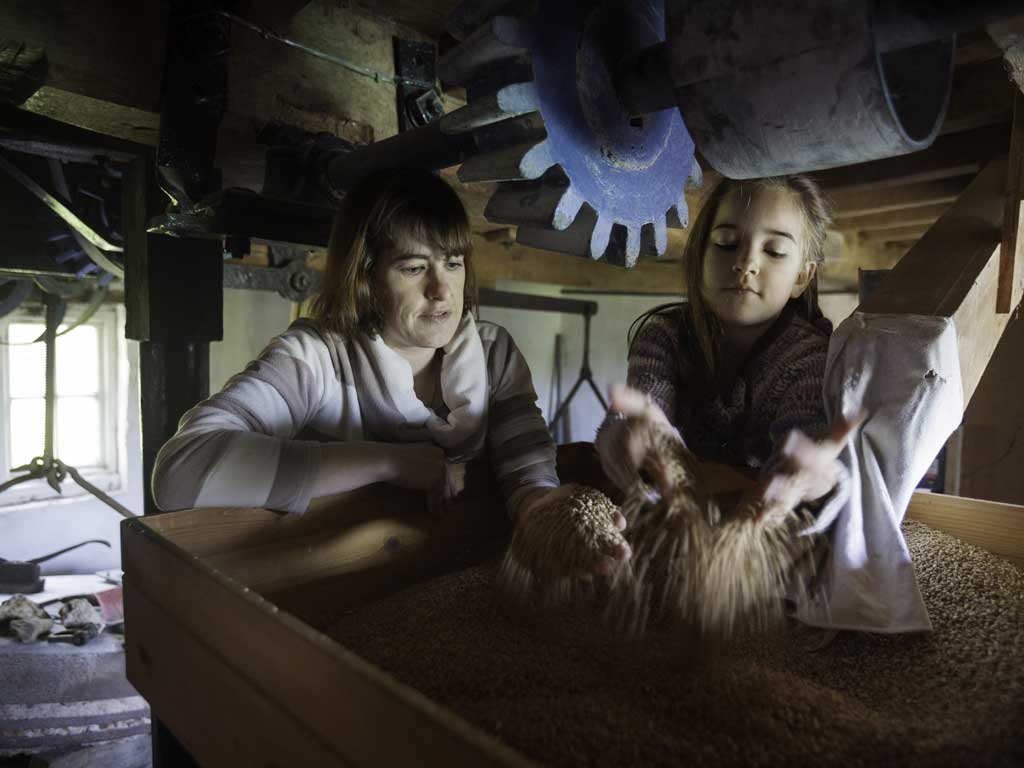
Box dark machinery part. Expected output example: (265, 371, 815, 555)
(445, 0, 700, 266)
(0, 152, 123, 253)
(395, 38, 445, 132)
(0, 540, 111, 594)
(323, 0, 1021, 266)
(156, 2, 230, 209)
(223, 258, 322, 302)
(0, 277, 33, 318)
(656, 0, 956, 179)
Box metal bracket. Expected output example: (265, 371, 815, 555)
(394, 38, 443, 132)
(223, 259, 321, 302)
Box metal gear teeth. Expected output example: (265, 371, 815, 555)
(438, 1, 699, 267)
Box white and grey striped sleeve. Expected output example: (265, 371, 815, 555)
(482, 324, 559, 515)
(151, 325, 336, 515)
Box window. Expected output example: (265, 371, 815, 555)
(0, 304, 126, 508)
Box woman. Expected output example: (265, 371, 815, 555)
(152, 169, 629, 576)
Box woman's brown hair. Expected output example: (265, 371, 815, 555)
(630, 174, 832, 383)
(310, 168, 476, 338)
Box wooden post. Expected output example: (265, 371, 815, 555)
(859, 155, 1024, 407)
(998, 88, 1024, 313)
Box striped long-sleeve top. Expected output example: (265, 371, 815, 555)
(612, 301, 832, 470)
(151, 313, 558, 515)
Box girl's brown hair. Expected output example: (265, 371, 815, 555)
(310, 169, 476, 338)
(631, 175, 832, 383)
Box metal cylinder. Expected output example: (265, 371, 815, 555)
(664, 0, 955, 178)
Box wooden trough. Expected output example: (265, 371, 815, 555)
(121, 444, 1024, 767)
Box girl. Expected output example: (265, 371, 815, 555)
(597, 174, 851, 510)
(151, 169, 630, 577)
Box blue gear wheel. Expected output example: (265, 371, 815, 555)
(441, 0, 700, 267)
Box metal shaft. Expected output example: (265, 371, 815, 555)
(42, 293, 59, 464)
(615, 0, 1024, 117)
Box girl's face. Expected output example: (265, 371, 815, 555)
(374, 236, 466, 354)
(700, 186, 815, 332)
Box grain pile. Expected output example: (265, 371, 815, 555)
(323, 520, 1024, 767)
(612, 422, 816, 639)
(498, 484, 627, 608)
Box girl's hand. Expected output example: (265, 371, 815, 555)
(597, 384, 680, 492)
(760, 414, 863, 510)
(513, 485, 630, 578)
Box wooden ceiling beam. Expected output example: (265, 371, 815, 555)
(860, 156, 1024, 406)
(828, 175, 972, 218)
(953, 29, 1005, 68)
(813, 123, 1010, 194)
(833, 202, 950, 232)
(941, 58, 1016, 135)
(855, 224, 933, 245)
(998, 88, 1024, 312)
(471, 236, 684, 293)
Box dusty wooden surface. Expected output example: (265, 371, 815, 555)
(858, 156, 1024, 406)
(960, 310, 1024, 506)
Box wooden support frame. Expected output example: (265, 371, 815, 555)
(828, 176, 971, 218)
(122, 476, 532, 768)
(859, 155, 1024, 406)
(998, 89, 1024, 313)
(122, 448, 1024, 768)
(906, 492, 1024, 570)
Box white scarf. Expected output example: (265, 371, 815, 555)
(348, 313, 489, 459)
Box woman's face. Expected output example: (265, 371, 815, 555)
(700, 186, 815, 331)
(374, 236, 466, 354)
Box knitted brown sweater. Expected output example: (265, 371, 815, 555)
(617, 301, 831, 471)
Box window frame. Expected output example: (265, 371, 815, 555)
(0, 302, 126, 509)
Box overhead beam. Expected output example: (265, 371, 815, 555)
(834, 202, 950, 232)
(998, 89, 1024, 312)
(813, 123, 1010, 194)
(854, 227, 931, 247)
(953, 29, 1005, 68)
(859, 156, 1024, 405)
(471, 237, 685, 293)
(828, 175, 972, 218)
(941, 57, 1016, 135)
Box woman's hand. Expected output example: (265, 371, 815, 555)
(596, 383, 680, 492)
(512, 484, 631, 578)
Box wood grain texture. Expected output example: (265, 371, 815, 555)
(998, 89, 1024, 312)
(959, 310, 1024, 506)
(858, 156, 1024, 406)
(124, 582, 353, 767)
(906, 491, 1024, 570)
(813, 123, 1010, 194)
(122, 514, 532, 768)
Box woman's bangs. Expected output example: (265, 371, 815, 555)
(384, 196, 473, 258)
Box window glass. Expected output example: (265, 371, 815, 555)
(57, 325, 100, 396)
(57, 396, 102, 466)
(8, 323, 46, 398)
(9, 397, 45, 469)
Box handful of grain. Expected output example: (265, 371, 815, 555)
(610, 419, 817, 639)
(497, 483, 627, 607)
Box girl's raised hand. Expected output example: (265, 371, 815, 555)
(597, 383, 680, 492)
(761, 413, 864, 510)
